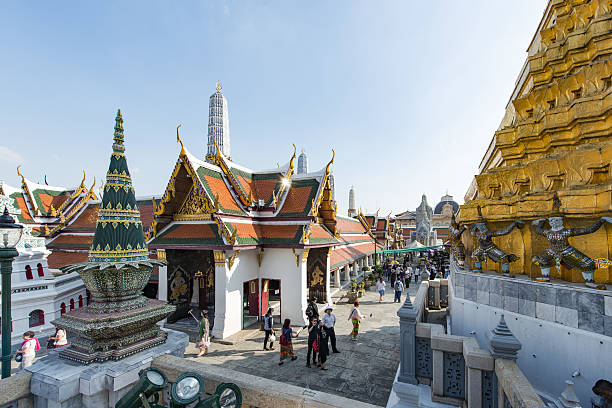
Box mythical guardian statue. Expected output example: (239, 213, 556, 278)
(532, 193, 611, 289)
(449, 213, 467, 265)
(471, 219, 525, 275)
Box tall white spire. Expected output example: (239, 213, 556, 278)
(206, 81, 231, 162)
(348, 185, 356, 217)
(297, 148, 308, 174)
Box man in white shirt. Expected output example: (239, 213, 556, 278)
(322, 305, 340, 354)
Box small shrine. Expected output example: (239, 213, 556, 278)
(52, 110, 174, 364)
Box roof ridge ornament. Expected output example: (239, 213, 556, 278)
(176, 124, 186, 157)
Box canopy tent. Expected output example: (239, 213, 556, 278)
(379, 245, 443, 255)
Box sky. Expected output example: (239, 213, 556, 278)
(0, 1, 548, 216)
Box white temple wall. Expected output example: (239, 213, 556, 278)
(212, 248, 307, 339)
(258, 248, 307, 327)
(449, 283, 612, 407)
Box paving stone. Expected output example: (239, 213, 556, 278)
(477, 277, 490, 292)
(518, 284, 536, 301)
(577, 291, 604, 315)
(556, 288, 578, 309)
(578, 311, 604, 334)
(503, 281, 518, 298)
(555, 306, 578, 328)
(518, 299, 535, 317)
(536, 286, 556, 305)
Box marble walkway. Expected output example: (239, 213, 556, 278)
(184, 281, 419, 407)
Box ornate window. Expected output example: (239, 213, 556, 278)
(25, 265, 33, 280)
(37, 263, 44, 277)
(60, 303, 66, 315)
(70, 299, 75, 310)
(78, 295, 83, 308)
(29, 310, 45, 327)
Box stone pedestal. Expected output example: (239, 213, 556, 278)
(27, 329, 188, 408)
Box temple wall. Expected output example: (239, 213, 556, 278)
(449, 268, 612, 407)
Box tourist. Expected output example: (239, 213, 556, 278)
(278, 319, 300, 365)
(376, 277, 386, 303)
(305, 297, 319, 321)
(197, 310, 211, 357)
(16, 331, 39, 370)
(263, 307, 275, 351)
(317, 319, 329, 370)
(306, 316, 319, 368)
(398, 267, 406, 287)
(322, 305, 339, 354)
(348, 300, 364, 341)
(393, 278, 404, 303)
(49, 328, 68, 348)
(390, 268, 397, 287)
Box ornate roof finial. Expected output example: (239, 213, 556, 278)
(44, 175, 49, 185)
(80, 170, 86, 189)
(112, 109, 125, 154)
(324, 149, 335, 175)
(16, 165, 25, 184)
(216, 80, 222, 93)
(176, 124, 186, 156)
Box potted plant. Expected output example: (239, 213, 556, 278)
(357, 281, 365, 297)
(347, 278, 358, 303)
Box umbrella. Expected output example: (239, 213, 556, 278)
(389, 260, 399, 265)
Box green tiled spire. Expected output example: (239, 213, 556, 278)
(89, 110, 149, 263)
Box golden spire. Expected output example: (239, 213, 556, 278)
(176, 124, 186, 156)
(216, 81, 222, 93)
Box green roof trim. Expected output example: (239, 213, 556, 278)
(30, 188, 73, 217)
(150, 223, 225, 246)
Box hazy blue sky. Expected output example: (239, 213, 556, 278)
(0, 1, 547, 215)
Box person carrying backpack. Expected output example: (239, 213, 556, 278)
(305, 297, 319, 320)
(393, 279, 404, 303)
(278, 319, 301, 365)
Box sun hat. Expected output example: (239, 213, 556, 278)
(324, 305, 333, 312)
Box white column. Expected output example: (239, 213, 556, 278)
(212, 250, 239, 339)
(334, 268, 341, 288)
(158, 265, 167, 301)
(353, 262, 358, 277)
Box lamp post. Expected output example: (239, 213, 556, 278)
(0, 207, 23, 378)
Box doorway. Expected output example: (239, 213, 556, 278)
(261, 279, 281, 325)
(243, 279, 259, 329)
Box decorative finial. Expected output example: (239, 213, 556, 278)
(176, 124, 185, 156)
(324, 149, 335, 174)
(44, 175, 48, 185)
(112, 109, 125, 153)
(488, 314, 522, 360)
(216, 81, 222, 93)
(16, 165, 25, 184)
(80, 170, 86, 189)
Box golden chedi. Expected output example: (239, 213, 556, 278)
(460, 0, 612, 285)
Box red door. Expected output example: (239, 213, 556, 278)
(261, 279, 269, 315)
(248, 279, 259, 316)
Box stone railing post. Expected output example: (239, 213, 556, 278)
(397, 294, 418, 384)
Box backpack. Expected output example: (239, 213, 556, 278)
(395, 282, 402, 291)
(279, 328, 289, 346)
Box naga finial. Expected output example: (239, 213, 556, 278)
(287, 144, 297, 173)
(80, 170, 86, 189)
(44, 175, 49, 185)
(17, 165, 25, 184)
(324, 149, 335, 175)
(176, 124, 186, 156)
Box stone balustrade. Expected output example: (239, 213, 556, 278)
(0, 371, 33, 408)
(390, 279, 545, 408)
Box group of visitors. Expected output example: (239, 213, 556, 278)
(262, 297, 365, 369)
(13, 327, 68, 372)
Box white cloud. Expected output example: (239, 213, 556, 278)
(0, 146, 24, 164)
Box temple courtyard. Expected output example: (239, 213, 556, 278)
(183, 284, 419, 407)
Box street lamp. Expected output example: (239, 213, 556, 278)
(0, 207, 24, 378)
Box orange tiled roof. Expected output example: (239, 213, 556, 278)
(336, 216, 367, 234)
(151, 223, 224, 246)
(47, 251, 89, 269)
(330, 242, 377, 270)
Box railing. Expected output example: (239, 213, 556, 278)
(393, 279, 545, 408)
(0, 371, 33, 408)
(152, 354, 379, 408)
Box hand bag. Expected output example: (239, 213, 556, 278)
(269, 334, 276, 342)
